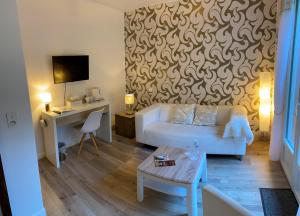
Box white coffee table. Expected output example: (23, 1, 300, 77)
(137, 146, 207, 216)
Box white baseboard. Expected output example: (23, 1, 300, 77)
(38, 152, 45, 160)
(281, 159, 292, 184)
(32, 207, 46, 216)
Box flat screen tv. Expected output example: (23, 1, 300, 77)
(52, 55, 89, 84)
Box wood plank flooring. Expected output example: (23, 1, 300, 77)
(39, 133, 290, 216)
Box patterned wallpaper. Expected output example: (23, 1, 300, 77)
(124, 0, 277, 131)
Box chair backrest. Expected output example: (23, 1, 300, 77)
(81, 110, 103, 133)
(202, 185, 254, 216)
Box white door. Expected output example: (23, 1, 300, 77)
(282, 0, 300, 201)
(293, 102, 300, 200)
(290, 1, 300, 201)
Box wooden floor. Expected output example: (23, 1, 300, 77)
(39, 133, 290, 216)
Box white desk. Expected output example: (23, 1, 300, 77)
(41, 101, 112, 168)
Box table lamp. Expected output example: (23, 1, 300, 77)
(40, 92, 52, 112)
(125, 94, 134, 115)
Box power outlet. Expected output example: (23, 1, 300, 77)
(5, 112, 17, 128)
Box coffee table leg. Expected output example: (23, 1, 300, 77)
(202, 159, 207, 183)
(187, 183, 197, 216)
(137, 170, 144, 202)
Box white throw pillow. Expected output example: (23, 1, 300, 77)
(169, 104, 195, 125)
(159, 104, 172, 122)
(193, 105, 218, 126)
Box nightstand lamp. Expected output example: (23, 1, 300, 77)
(40, 92, 52, 112)
(125, 93, 134, 115)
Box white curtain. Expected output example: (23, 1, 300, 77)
(269, 6, 295, 161)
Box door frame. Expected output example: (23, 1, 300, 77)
(0, 155, 12, 216)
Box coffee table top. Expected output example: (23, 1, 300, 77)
(138, 146, 206, 184)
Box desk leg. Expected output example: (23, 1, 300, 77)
(202, 159, 207, 183)
(187, 183, 197, 216)
(137, 170, 144, 202)
(42, 116, 60, 168)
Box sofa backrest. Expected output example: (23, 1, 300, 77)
(158, 103, 236, 126)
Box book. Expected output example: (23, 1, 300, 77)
(154, 159, 176, 167)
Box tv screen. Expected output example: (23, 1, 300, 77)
(52, 55, 89, 84)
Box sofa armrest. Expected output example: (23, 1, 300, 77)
(135, 104, 161, 143)
(202, 185, 254, 216)
(223, 106, 254, 144)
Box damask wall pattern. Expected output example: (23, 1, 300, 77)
(124, 0, 277, 131)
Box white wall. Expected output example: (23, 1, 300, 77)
(0, 0, 45, 215)
(93, 0, 179, 11)
(17, 0, 126, 157)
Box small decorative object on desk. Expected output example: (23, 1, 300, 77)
(84, 96, 93, 104)
(153, 154, 175, 167)
(91, 87, 102, 101)
(185, 139, 201, 161)
(66, 96, 83, 107)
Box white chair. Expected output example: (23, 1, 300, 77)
(77, 110, 103, 157)
(202, 185, 254, 216)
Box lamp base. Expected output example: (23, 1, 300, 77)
(45, 104, 50, 112)
(126, 111, 134, 115)
(126, 104, 134, 115)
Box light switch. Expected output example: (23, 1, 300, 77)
(6, 112, 17, 128)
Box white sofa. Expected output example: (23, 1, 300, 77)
(135, 103, 254, 158)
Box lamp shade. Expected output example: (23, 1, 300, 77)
(125, 94, 134, 105)
(39, 92, 52, 103)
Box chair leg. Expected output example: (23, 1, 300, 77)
(90, 133, 101, 157)
(77, 133, 86, 157)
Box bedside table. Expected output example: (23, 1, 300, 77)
(115, 112, 135, 138)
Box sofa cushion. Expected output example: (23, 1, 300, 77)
(145, 122, 223, 141)
(193, 105, 218, 126)
(143, 122, 246, 154)
(216, 105, 234, 125)
(159, 104, 172, 122)
(169, 104, 195, 124)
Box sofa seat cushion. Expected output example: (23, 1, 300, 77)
(143, 122, 246, 155)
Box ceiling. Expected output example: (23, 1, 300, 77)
(94, 0, 178, 12)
